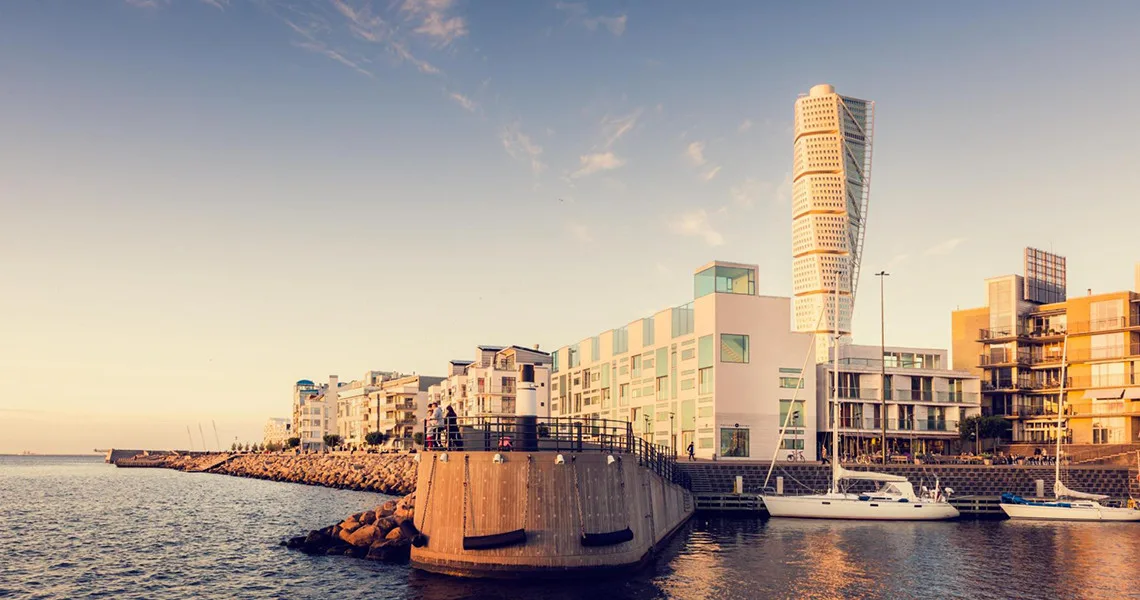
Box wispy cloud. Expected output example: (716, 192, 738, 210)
(449, 92, 476, 112)
(293, 40, 373, 78)
(389, 41, 440, 74)
(571, 152, 625, 178)
(685, 141, 707, 166)
(565, 221, 593, 243)
(924, 237, 967, 256)
(402, 0, 468, 45)
(332, 0, 388, 42)
(887, 253, 910, 269)
(667, 209, 724, 246)
(126, 0, 225, 8)
(701, 166, 722, 182)
(500, 123, 546, 176)
(738, 118, 753, 133)
(555, 2, 627, 36)
(729, 174, 791, 207)
(600, 108, 642, 149)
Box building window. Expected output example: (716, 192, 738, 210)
(681, 348, 695, 361)
(779, 437, 805, 450)
(720, 334, 749, 363)
(698, 367, 713, 394)
(694, 265, 756, 298)
(591, 336, 600, 362)
(632, 355, 642, 377)
(779, 399, 805, 427)
(619, 383, 629, 407)
(656, 376, 668, 400)
(719, 427, 749, 457)
(568, 344, 580, 368)
(779, 377, 804, 389)
(552, 350, 559, 373)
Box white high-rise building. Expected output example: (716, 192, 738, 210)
(792, 83, 875, 361)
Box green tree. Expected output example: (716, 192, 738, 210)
(959, 415, 1011, 452)
(323, 434, 343, 449)
(265, 442, 281, 452)
(412, 432, 425, 447)
(365, 431, 388, 447)
(230, 442, 238, 452)
(285, 437, 300, 449)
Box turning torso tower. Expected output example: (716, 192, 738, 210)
(791, 84, 875, 361)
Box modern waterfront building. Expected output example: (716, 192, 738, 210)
(262, 417, 292, 448)
(291, 376, 339, 451)
(792, 83, 875, 361)
(363, 374, 446, 449)
(951, 250, 1140, 445)
(336, 371, 407, 448)
(549, 261, 817, 461)
(818, 344, 982, 457)
(427, 345, 552, 418)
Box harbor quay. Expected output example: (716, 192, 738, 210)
(681, 461, 1140, 516)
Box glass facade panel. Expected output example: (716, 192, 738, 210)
(720, 334, 749, 363)
(612, 326, 629, 355)
(698, 335, 714, 368)
(695, 266, 756, 298)
(719, 427, 750, 457)
(642, 317, 655, 347)
(656, 347, 668, 377)
(671, 303, 695, 338)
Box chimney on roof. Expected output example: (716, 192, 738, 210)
(534, 344, 540, 350)
(1088, 288, 1092, 296)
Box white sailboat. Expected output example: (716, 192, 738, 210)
(761, 268, 958, 521)
(999, 335, 1140, 522)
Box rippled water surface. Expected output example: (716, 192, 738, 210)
(2, 456, 1139, 599)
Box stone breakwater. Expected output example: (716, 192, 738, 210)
(115, 452, 418, 496)
(210, 454, 417, 496)
(283, 493, 420, 563)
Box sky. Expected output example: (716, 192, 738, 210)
(2, 0, 1139, 453)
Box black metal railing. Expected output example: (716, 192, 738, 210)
(422, 415, 691, 489)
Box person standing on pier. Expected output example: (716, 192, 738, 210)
(687, 441, 695, 461)
(445, 404, 461, 450)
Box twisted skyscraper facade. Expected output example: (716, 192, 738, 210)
(792, 84, 875, 361)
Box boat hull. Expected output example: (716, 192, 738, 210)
(761, 494, 959, 521)
(1000, 502, 1140, 522)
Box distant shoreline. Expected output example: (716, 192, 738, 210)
(0, 453, 103, 457)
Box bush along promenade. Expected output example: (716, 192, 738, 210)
(283, 493, 421, 563)
(115, 452, 418, 496)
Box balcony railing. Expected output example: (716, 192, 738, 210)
(978, 326, 1029, 341)
(1067, 316, 1139, 335)
(893, 389, 934, 402)
(934, 391, 980, 404)
(836, 388, 879, 400)
(832, 417, 961, 433)
(1067, 373, 1140, 389)
(978, 350, 1030, 367)
(1027, 327, 1067, 339)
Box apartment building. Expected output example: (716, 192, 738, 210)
(427, 345, 553, 417)
(336, 371, 406, 448)
(952, 251, 1140, 445)
(363, 374, 445, 449)
(291, 376, 338, 451)
(262, 417, 292, 448)
(818, 345, 981, 457)
(550, 261, 816, 460)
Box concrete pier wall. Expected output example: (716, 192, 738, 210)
(411, 451, 692, 577)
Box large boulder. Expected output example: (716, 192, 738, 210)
(345, 524, 380, 548)
(366, 538, 411, 563)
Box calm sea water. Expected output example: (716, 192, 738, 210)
(1, 456, 1138, 600)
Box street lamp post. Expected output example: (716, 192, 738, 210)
(875, 270, 890, 465)
(669, 412, 676, 457)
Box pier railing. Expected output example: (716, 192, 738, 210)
(422, 415, 691, 489)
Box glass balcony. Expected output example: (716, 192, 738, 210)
(694, 264, 756, 298)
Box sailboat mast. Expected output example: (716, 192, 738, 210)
(1054, 334, 1069, 493)
(832, 267, 842, 492)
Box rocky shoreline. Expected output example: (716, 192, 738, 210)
(283, 493, 421, 563)
(115, 452, 418, 496)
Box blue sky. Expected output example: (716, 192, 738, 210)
(2, 0, 1138, 452)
